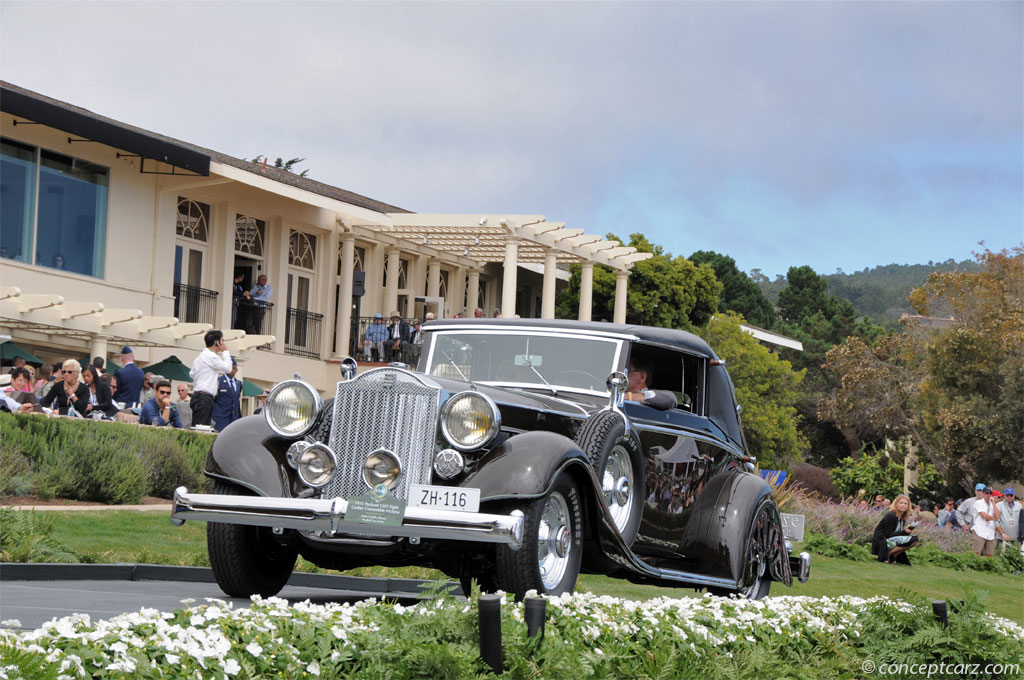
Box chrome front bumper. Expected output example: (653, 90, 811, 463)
(171, 487, 525, 551)
(789, 551, 811, 583)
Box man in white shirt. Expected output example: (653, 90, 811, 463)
(996, 488, 1021, 549)
(189, 329, 232, 427)
(971, 486, 1001, 557)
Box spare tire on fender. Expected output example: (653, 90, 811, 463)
(575, 411, 645, 545)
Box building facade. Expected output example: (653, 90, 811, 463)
(1, 82, 649, 394)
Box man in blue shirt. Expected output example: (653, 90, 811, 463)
(212, 357, 243, 432)
(112, 345, 145, 408)
(363, 313, 388, 361)
(138, 380, 183, 427)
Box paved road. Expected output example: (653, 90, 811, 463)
(0, 564, 457, 631)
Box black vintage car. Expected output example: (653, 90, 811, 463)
(172, 319, 809, 600)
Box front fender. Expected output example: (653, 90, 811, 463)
(203, 415, 294, 497)
(463, 430, 591, 501)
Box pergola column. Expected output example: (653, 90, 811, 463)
(578, 262, 594, 321)
(467, 268, 481, 315)
(453, 266, 467, 317)
(500, 237, 518, 318)
(541, 249, 557, 319)
(89, 336, 109, 365)
(427, 258, 441, 315)
(383, 246, 400, 315)
(613, 270, 628, 324)
(335, 234, 355, 358)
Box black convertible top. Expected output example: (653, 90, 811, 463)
(424, 318, 719, 360)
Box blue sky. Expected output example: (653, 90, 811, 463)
(2, 1, 1020, 278)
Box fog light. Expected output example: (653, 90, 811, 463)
(362, 449, 402, 490)
(433, 448, 465, 479)
(296, 443, 337, 488)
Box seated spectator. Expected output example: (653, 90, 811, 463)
(141, 373, 156, 404)
(0, 375, 33, 413)
(175, 383, 193, 429)
(871, 494, 921, 564)
(32, 363, 52, 397)
(81, 364, 118, 419)
(40, 359, 89, 416)
(363, 313, 388, 361)
(138, 380, 183, 428)
(5, 367, 32, 393)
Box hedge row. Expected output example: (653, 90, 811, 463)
(0, 413, 212, 504)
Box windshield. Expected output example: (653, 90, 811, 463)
(424, 330, 622, 394)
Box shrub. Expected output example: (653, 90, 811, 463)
(804, 532, 873, 561)
(0, 413, 212, 503)
(138, 432, 200, 498)
(0, 446, 35, 496)
(830, 444, 943, 501)
(788, 462, 840, 500)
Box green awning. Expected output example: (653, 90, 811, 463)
(1, 342, 45, 366)
(242, 377, 266, 397)
(142, 355, 193, 382)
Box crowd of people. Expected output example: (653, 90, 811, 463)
(2, 331, 256, 433)
(360, 306, 508, 363)
(866, 483, 1023, 564)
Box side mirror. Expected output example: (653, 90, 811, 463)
(340, 356, 358, 381)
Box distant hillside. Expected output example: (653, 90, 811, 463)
(755, 259, 980, 323)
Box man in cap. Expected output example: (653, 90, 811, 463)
(386, 311, 410, 362)
(996, 488, 1021, 550)
(253, 389, 269, 415)
(971, 486, 1001, 557)
(956, 483, 988, 532)
(363, 313, 388, 361)
(112, 346, 145, 408)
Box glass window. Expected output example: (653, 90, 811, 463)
(35, 149, 108, 277)
(1, 138, 108, 277)
(235, 214, 265, 256)
(288, 230, 317, 269)
(176, 197, 210, 242)
(0, 138, 35, 263)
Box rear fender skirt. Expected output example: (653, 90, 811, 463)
(203, 416, 294, 497)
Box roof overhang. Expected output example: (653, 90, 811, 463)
(1, 83, 211, 176)
(740, 323, 803, 351)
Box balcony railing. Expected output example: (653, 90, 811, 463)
(285, 307, 324, 359)
(234, 299, 274, 337)
(173, 283, 218, 324)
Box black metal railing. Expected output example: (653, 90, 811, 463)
(234, 300, 274, 336)
(173, 283, 219, 324)
(350, 316, 424, 364)
(285, 308, 324, 359)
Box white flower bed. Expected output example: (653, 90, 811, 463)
(1, 593, 1021, 679)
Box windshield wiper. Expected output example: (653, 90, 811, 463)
(523, 359, 557, 396)
(441, 349, 469, 382)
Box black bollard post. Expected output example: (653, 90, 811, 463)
(524, 597, 547, 644)
(932, 600, 949, 628)
(478, 594, 503, 674)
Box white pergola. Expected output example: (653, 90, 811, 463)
(0, 287, 274, 362)
(347, 213, 652, 324)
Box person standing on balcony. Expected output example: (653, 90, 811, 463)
(190, 330, 232, 427)
(112, 346, 145, 408)
(245, 274, 273, 335)
(231, 273, 247, 330)
(213, 357, 243, 432)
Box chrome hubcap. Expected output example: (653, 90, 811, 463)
(537, 492, 572, 589)
(602, 445, 635, 534)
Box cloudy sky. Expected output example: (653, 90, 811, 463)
(2, 1, 1021, 278)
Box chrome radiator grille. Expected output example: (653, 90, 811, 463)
(324, 368, 441, 503)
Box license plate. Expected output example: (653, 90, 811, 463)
(408, 485, 480, 513)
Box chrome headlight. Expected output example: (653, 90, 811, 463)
(265, 380, 322, 437)
(363, 449, 402, 490)
(440, 391, 500, 452)
(296, 442, 337, 488)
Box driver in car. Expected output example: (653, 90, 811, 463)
(624, 356, 677, 410)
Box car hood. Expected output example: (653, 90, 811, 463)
(425, 372, 603, 418)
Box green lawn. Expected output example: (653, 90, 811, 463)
(39, 511, 1024, 624)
